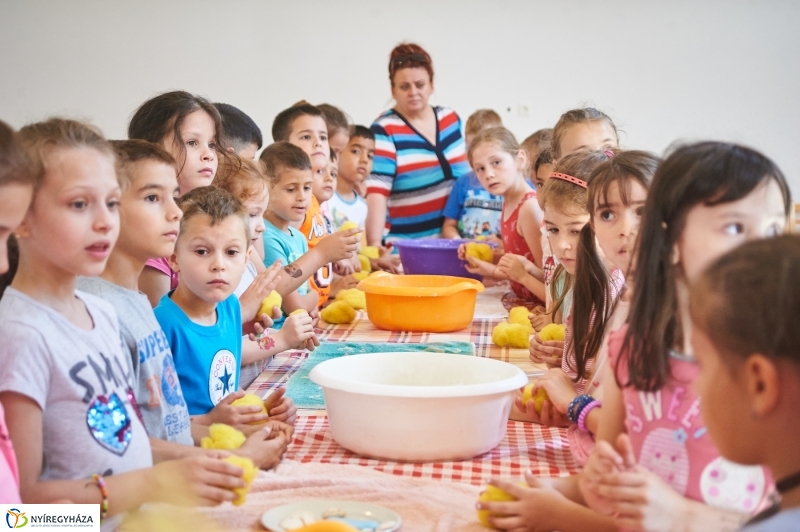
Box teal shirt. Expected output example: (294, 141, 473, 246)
(262, 221, 308, 328)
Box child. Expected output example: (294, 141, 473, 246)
(213, 154, 317, 387)
(0, 120, 35, 504)
(481, 141, 790, 532)
(533, 148, 555, 192)
(577, 141, 790, 530)
(458, 127, 545, 305)
(690, 236, 800, 531)
(521, 128, 553, 183)
(129, 91, 229, 306)
(550, 107, 618, 162)
(521, 151, 659, 463)
(328, 125, 374, 232)
(0, 118, 246, 522)
(215, 102, 263, 159)
(318, 103, 350, 157)
(443, 109, 504, 240)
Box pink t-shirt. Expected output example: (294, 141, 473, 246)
(608, 325, 770, 513)
(145, 257, 178, 290)
(0, 402, 21, 503)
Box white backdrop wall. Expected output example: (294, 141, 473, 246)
(2, 0, 799, 191)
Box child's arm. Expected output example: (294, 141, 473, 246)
(518, 198, 545, 267)
(441, 218, 461, 239)
(138, 266, 170, 308)
(497, 253, 547, 302)
(282, 289, 319, 315)
(241, 312, 315, 365)
(1, 391, 244, 511)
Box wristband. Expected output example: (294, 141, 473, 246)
(567, 394, 594, 424)
(577, 400, 602, 432)
(92, 473, 108, 522)
(257, 329, 276, 351)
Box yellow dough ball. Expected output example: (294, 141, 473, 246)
(231, 393, 268, 424)
(538, 323, 566, 342)
(508, 307, 533, 332)
(465, 242, 493, 263)
(320, 300, 357, 324)
(289, 309, 309, 317)
(352, 271, 369, 281)
(258, 291, 283, 319)
(360, 246, 380, 259)
(200, 423, 246, 450)
(476, 485, 518, 528)
(290, 522, 360, 532)
(335, 288, 366, 310)
(492, 322, 531, 348)
(339, 221, 360, 232)
(358, 254, 372, 273)
(223, 455, 259, 506)
(521, 383, 550, 415)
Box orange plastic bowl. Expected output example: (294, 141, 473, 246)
(357, 272, 485, 332)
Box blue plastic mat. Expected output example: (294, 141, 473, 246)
(284, 341, 475, 409)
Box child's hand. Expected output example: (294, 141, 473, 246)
(236, 423, 291, 470)
(533, 369, 577, 415)
(307, 307, 320, 327)
(529, 334, 563, 367)
(280, 311, 315, 349)
(203, 390, 270, 426)
(497, 254, 529, 282)
(579, 439, 628, 516)
(330, 275, 359, 297)
(152, 453, 245, 506)
(245, 311, 281, 342)
(513, 388, 570, 428)
(333, 258, 355, 276)
(529, 307, 551, 332)
(464, 255, 502, 278)
(457, 243, 468, 261)
(477, 475, 567, 532)
(238, 261, 282, 324)
(317, 229, 360, 262)
(264, 387, 298, 426)
(304, 335, 321, 352)
(372, 252, 401, 274)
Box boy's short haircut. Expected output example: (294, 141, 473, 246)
(349, 125, 375, 142)
(258, 141, 312, 186)
(522, 128, 553, 154)
(215, 103, 263, 152)
(465, 109, 502, 137)
(213, 153, 268, 202)
(177, 185, 250, 243)
(110, 140, 178, 191)
(318, 104, 350, 136)
(535, 148, 554, 173)
(0, 120, 36, 189)
(271, 101, 324, 143)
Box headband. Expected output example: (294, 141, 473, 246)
(549, 172, 588, 189)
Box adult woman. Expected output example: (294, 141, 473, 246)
(365, 43, 471, 245)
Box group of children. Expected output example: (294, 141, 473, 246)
(0, 89, 797, 532)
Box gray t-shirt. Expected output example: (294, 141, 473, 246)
(0, 287, 153, 482)
(741, 508, 800, 532)
(77, 277, 193, 445)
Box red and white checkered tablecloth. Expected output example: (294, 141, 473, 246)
(285, 415, 578, 485)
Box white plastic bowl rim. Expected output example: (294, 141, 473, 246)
(309, 352, 527, 399)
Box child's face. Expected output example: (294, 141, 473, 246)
(535, 162, 554, 209)
(288, 115, 329, 170)
(311, 163, 335, 203)
(544, 205, 590, 275)
(329, 129, 349, 158)
(559, 122, 617, 159)
(592, 179, 647, 273)
(677, 179, 786, 284)
(338, 136, 374, 186)
(116, 160, 182, 262)
(268, 168, 313, 223)
(243, 185, 269, 249)
(0, 182, 33, 273)
(171, 214, 248, 303)
(471, 142, 527, 197)
(20, 147, 120, 277)
(162, 109, 218, 196)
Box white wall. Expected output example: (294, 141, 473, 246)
(2, 0, 799, 191)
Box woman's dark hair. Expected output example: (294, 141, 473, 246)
(690, 234, 800, 367)
(569, 151, 659, 380)
(128, 91, 229, 175)
(622, 141, 791, 392)
(388, 42, 434, 84)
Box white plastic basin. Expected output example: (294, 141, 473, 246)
(309, 352, 527, 462)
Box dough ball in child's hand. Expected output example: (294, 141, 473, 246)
(360, 246, 380, 259)
(320, 301, 357, 324)
(508, 307, 533, 332)
(521, 383, 550, 415)
(538, 323, 566, 342)
(335, 288, 366, 310)
(352, 271, 369, 281)
(231, 393, 268, 424)
(289, 309, 309, 317)
(358, 254, 372, 273)
(338, 221, 360, 232)
(223, 455, 258, 506)
(492, 322, 531, 348)
(258, 291, 283, 319)
(476, 484, 520, 528)
(465, 242, 493, 263)
(200, 424, 246, 450)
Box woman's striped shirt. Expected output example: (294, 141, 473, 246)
(366, 106, 471, 241)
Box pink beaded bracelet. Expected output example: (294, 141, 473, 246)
(577, 400, 602, 432)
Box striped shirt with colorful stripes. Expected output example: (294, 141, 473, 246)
(366, 106, 471, 241)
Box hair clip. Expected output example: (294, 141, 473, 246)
(549, 172, 588, 189)
(604, 149, 616, 158)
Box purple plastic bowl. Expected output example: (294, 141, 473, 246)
(393, 238, 494, 280)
